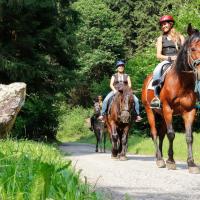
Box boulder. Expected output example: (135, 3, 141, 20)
(0, 82, 26, 138)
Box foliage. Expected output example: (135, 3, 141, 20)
(103, 0, 162, 54)
(0, 0, 200, 139)
(73, 0, 125, 65)
(13, 93, 60, 140)
(0, 0, 79, 139)
(57, 105, 93, 142)
(90, 76, 110, 99)
(0, 139, 100, 199)
(71, 0, 126, 80)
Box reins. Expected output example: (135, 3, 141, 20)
(187, 48, 200, 71)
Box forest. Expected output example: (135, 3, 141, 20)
(0, 0, 199, 140)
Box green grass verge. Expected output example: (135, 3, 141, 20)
(0, 139, 101, 200)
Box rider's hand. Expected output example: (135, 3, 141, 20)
(171, 56, 177, 61)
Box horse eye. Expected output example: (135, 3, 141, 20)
(191, 47, 196, 51)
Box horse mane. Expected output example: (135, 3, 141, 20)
(175, 31, 200, 72)
(122, 85, 133, 96)
(113, 85, 132, 105)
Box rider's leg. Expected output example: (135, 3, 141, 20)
(100, 91, 115, 117)
(133, 95, 143, 122)
(151, 61, 170, 107)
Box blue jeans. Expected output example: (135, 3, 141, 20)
(153, 60, 170, 81)
(101, 91, 140, 116)
(101, 91, 115, 115)
(134, 95, 140, 115)
(195, 81, 200, 98)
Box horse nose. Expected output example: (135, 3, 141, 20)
(120, 111, 130, 123)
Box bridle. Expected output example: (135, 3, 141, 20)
(94, 102, 101, 116)
(187, 47, 200, 71)
(119, 91, 134, 116)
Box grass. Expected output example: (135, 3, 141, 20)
(128, 132, 200, 163)
(0, 139, 101, 200)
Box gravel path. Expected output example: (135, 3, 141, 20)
(60, 143, 200, 200)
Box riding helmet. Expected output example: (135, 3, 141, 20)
(159, 15, 174, 24)
(116, 60, 125, 67)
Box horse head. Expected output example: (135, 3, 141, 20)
(94, 102, 101, 117)
(117, 85, 134, 124)
(176, 25, 200, 78)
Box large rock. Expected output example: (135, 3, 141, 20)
(0, 82, 26, 138)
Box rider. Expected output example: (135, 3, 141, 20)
(90, 95, 103, 131)
(150, 15, 185, 108)
(98, 60, 142, 122)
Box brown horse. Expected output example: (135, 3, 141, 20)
(142, 25, 200, 173)
(92, 101, 106, 153)
(105, 84, 134, 160)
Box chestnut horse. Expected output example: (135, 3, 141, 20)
(105, 84, 134, 160)
(142, 25, 200, 173)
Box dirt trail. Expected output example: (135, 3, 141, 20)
(60, 143, 200, 200)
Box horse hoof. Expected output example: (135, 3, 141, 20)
(111, 155, 119, 160)
(188, 166, 200, 174)
(119, 156, 128, 161)
(156, 160, 166, 168)
(166, 161, 176, 170)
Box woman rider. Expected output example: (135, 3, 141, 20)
(151, 15, 185, 108)
(98, 60, 142, 122)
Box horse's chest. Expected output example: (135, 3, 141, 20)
(172, 95, 195, 113)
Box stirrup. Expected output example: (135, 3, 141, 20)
(150, 97, 161, 109)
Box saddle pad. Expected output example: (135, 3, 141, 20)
(160, 63, 172, 82)
(147, 78, 154, 90)
(148, 63, 172, 90)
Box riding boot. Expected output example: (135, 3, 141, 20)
(150, 85, 161, 108)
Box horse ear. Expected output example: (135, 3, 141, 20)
(187, 23, 193, 36)
(187, 23, 199, 36)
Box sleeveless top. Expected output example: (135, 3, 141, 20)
(162, 35, 181, 56)
(113, 73, 128, 88)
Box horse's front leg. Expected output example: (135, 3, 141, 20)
(94, 129, 99, 152)
(182, 109, 200, 174)
(162, 102, 176, 170)
(145, 107, 165, 168)
(119, 126, 129, 161)
(110, 121, 119, 158)
(103, 129, 106, 153)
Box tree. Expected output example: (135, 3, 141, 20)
(0, 0, 80, 139)
(72, 0, 126, 76)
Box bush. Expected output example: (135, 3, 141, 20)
(12, 93, 60, 141)
(57, 105, 93, 142)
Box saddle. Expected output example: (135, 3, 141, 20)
(152, 62, 172, 87)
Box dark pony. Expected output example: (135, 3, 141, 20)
(92, 101, 106, 153)
(105, 84, 134, 160)
(142, 24, 200, 173)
